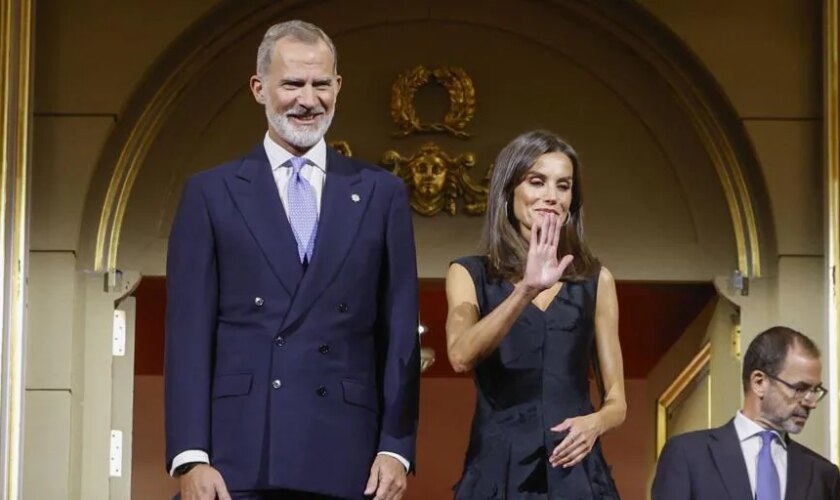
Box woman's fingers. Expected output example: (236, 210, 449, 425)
(557, 254, 574, 275)
(551, 212, 562, 250)
(546, 212, 556, 249)
(538, 213, 548, 247)
(551, 438, 591, 467)
(530, 218, 539, 249)
(558, 443, 591, 468)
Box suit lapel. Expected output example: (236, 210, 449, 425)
(224, 144, 303, 296)
(279, 148, 374, 333)
(785, 439, 812, 500)
(708, 420, 753, 500)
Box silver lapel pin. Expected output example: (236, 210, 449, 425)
(351, 193, 360, 203)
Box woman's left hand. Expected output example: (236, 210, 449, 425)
(549, 413, 604, 468)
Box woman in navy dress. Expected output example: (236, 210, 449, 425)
(446, 130, 625, 499)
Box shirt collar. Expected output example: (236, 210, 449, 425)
(734, 411, 787, 449)
(263, 132, 327, 173)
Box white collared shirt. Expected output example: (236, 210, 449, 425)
(733, 411, 788, 499)
(263, 132, 327, 216)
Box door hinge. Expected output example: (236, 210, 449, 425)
(109, 430, 123, 477)
(112, 310, 126, 356)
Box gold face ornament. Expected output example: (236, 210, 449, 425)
(382, 143, 488, 216)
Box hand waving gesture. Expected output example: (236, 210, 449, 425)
(522, 213, 574, 292)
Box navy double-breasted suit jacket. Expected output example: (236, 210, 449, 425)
(164, 144, 420, 498)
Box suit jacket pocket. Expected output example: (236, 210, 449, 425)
(341, 379, 378, 413)
(212, 373, 253, 399)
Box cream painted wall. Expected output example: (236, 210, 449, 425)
(35, 0, 222, 114)
(636, 0, 821, 119)
(30, 117, 113, 251)
(748, 121, 823, 256)
(22, 392, 71, 499)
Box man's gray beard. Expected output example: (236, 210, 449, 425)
(266, 106, 334, 150)
(760, 401, 805, 434)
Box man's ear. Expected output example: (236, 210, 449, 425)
(750, 370, 767, 398)
(250, 75, 265, 104)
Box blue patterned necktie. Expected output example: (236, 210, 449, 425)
(755, 430, 781, 500)
(286, 156, 317, 263)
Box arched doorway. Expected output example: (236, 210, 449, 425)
(72, 1, 774, 498)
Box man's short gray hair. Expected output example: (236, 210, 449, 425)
(256, 20, 338, 76)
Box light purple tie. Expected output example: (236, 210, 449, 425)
(755, 430, 781, 500)
(286, 156, 317, 263)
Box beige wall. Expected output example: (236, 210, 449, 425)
(637, 0, 830, 456)
(23, 0, 831, 498)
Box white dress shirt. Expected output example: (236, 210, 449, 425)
(733, 411, 787, 499)
(170, 133, 409, 476)
(263, 133, 327, 217)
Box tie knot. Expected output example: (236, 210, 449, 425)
(759, 430, 778, 445)
(288, 156, 308, 174)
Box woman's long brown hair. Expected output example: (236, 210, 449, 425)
(479, 130, 600, 282)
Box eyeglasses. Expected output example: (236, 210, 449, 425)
(765, 373, 828, 403)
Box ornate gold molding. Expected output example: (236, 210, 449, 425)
(381, 142, 487, 216)
(682, 96, 759, 278)
(656, 342, 712, 458)
(329, 140, 353, 157)
(390, 66, 476, 138)
(0, 0, 32, 496)
(825, 0, 840, 464)
(90, 2, 770, 288)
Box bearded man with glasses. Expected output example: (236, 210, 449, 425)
(652, 326, 840, 500)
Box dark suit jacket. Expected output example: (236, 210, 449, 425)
(164, 144, 420, 499)
(652, 419, 840, 500)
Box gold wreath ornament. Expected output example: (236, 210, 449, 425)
(390, 65, 476, 139)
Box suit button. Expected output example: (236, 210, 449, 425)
(275, 336, 286, 347)
(316, 386, 328, 397)
(254, 297, 265, 307)
(338, 303, 349, 313)
(272, 379, 282, 389)
(318, 344, 330, 354)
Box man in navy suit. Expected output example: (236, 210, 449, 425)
(165, 20, 420, 500)
(652, 326, 840, 500)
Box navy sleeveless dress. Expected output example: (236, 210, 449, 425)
(452, 256, 620, 499)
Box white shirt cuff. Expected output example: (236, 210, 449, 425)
(377, 451, 410, 472)
(171, 450, 406, 476)
(170, 449, 209, 477)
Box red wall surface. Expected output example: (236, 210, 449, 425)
(135, 277, 715, 378)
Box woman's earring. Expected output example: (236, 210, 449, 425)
(565, 212, 573, 225)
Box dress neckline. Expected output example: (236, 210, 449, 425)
(501, 280, 567, 314)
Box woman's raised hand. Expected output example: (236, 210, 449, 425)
(522, 213, 574, 292)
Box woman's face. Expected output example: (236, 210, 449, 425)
(511, 152, 574, 240)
